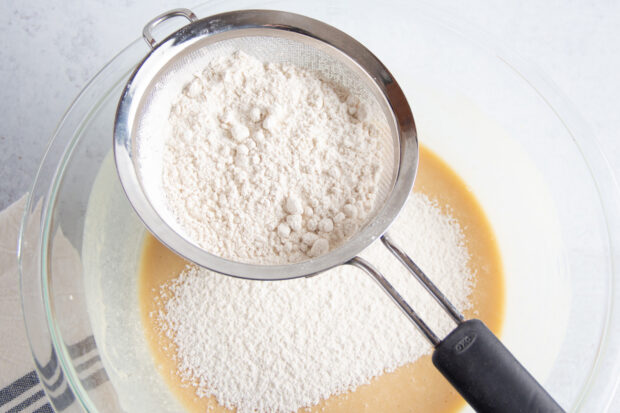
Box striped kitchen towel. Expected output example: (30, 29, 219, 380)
(0, 197, 108, 413)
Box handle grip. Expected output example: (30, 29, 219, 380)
(432, 319, 564, 413)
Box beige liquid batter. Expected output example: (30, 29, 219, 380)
(138, 145, 505, 413)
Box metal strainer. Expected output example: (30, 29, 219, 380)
(114, 9, 563, 412)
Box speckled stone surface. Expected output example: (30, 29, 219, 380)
(0, 0, 178, 208)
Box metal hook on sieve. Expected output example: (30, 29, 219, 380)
(142, 8, 198, 49)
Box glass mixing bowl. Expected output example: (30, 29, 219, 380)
(19, 1, 620, 411)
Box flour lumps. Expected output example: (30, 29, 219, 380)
(162, 51, 390, 264)
(157, 192, 474, 413)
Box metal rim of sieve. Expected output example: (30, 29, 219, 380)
(113, 8, 418, 282)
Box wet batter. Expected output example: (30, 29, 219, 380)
(138, 145, 505, 412)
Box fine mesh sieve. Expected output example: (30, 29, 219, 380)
(114, 9, 417, 281)
(113, 9, 564, 412)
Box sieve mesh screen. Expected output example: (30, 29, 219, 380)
(133, 31, 398, 259)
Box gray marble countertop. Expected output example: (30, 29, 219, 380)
(1, 0, 619, 410)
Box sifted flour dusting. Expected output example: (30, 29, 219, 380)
(162, 51, 390, 264)
(156, 192, 474, 413)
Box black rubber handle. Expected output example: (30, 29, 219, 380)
(432, 319, 564, 413)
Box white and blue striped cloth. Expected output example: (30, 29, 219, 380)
(0, 197, 107, 413)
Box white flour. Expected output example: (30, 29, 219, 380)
(156, 192, 474, 413)
(162, 51, 389, 264)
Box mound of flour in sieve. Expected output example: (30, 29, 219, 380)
(156, 192, 475, 413)
(161, 51, 390, 264)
